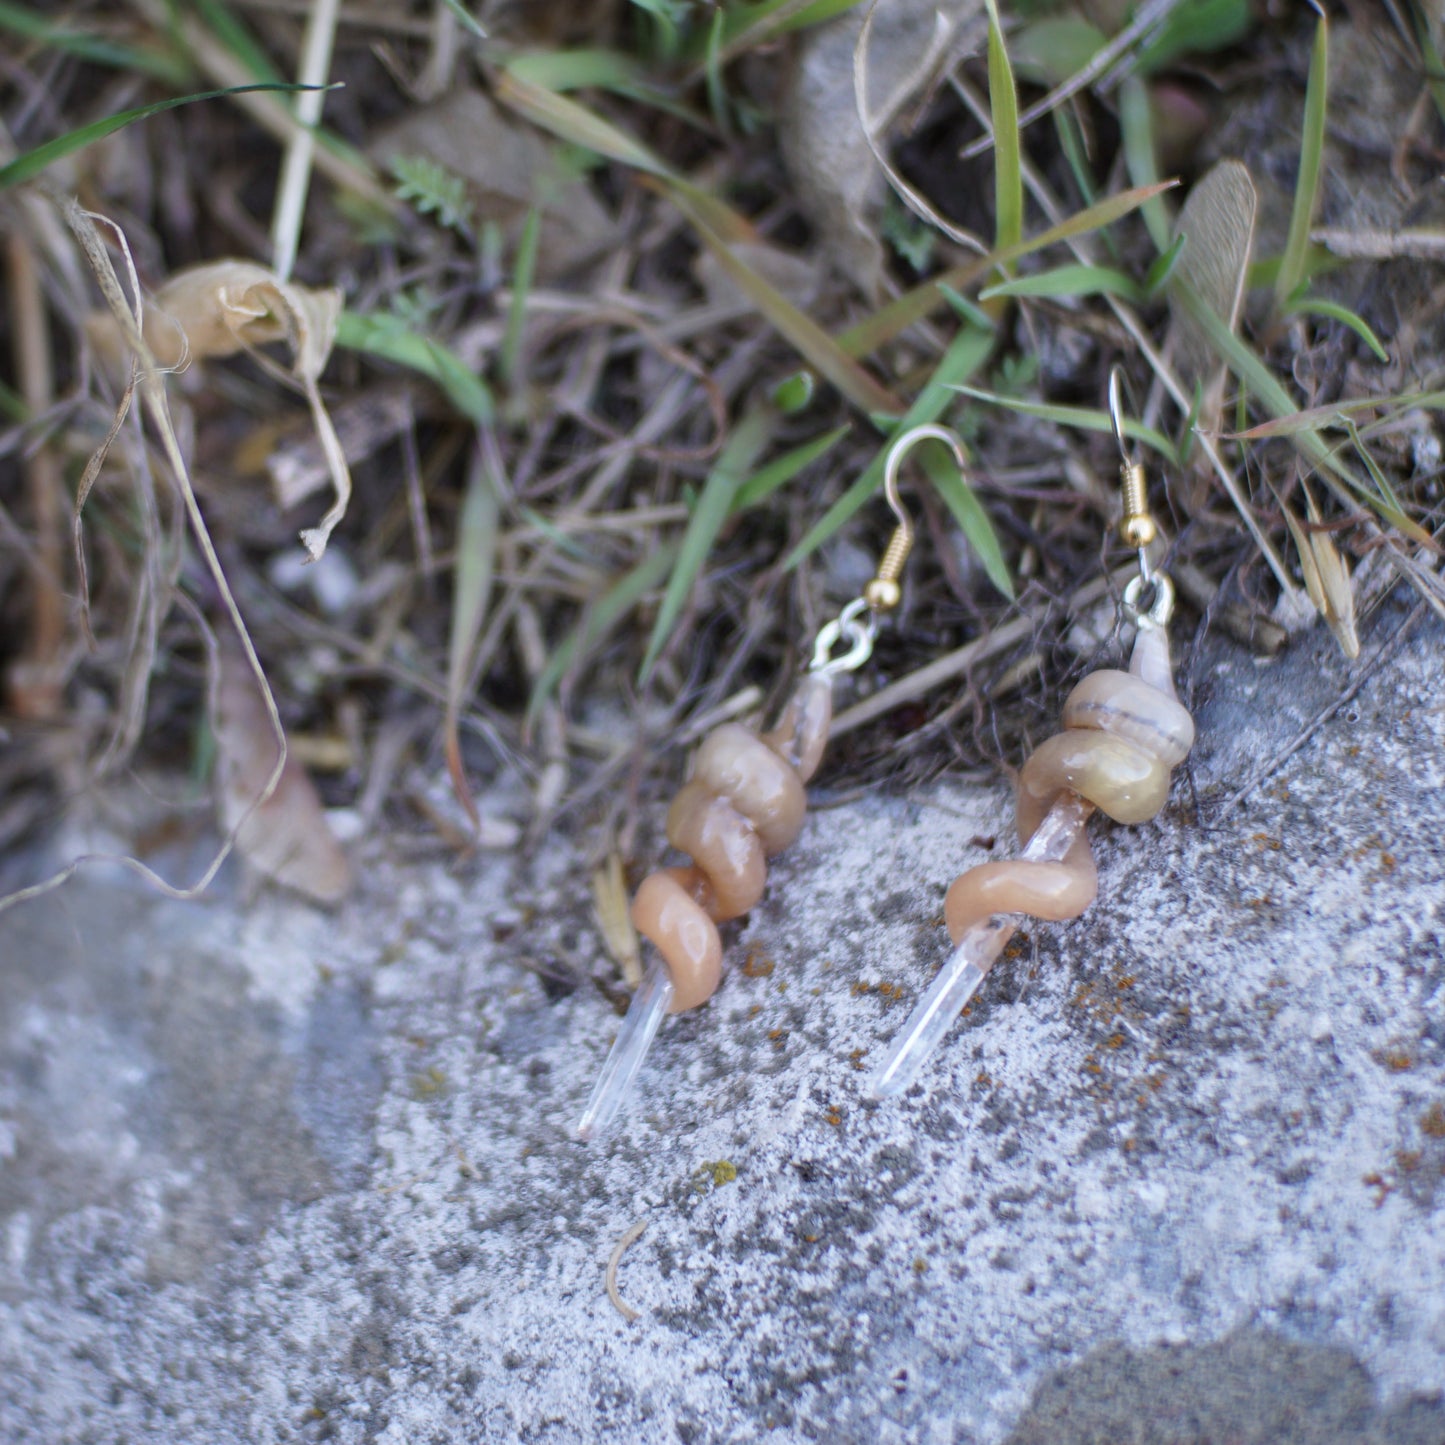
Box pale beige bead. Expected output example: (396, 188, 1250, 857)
(691, 723, 807, 854)
(1018, 728, 1171, 834)
(1062, 669, 1194, 767)
(631, 867, 721, 1013)
(945, 835, 1097, 941)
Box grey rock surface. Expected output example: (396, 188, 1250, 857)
(2, 605, 1443, 1443)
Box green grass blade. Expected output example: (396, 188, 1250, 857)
(921, 445, 1012, 598)
(0, 82, 325, 190)
(700, 0, 862, 67)
(732, 425, 850, 512)
(1137, 0, 1252, 73)
(786, 326, 999, 571)
(444, 446, 501, 826)
(938, 285, 998, 333)
(0, 2, 189, 83)
(527, 542, 679, 728)
(980, 262, 1142, 302)
(335, 310, 495, 426)
(837, 181, 1177, 357)
(505, 48, 644, 92)
(1286, 296, 1389, 363)
(1276, 5, 1328, 309)
(984, 0, 1023, 264)
(501, 208, 542, 391)
(1341, 418, 1412, 526)
(1118, 74, 1170, 253)
(951, 385, 1181, 466)
(640, 409, 775, 681)
(1142, 233, 1187, 297)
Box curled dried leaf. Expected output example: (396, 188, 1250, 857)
(136, 260, 349, 562)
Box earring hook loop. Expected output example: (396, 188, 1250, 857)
(1107, 364, 1139, 472)
(808, 423, 968, 676)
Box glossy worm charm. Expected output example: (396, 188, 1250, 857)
(943, 610, 1194, 943)
(630, 674, 833, 1014)
(578, 423, 966, 1140)
(868, 577, 1194, 1099)
(869, 369, 1194, 1101)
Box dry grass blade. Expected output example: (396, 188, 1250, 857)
(673, 192, 902, 415)
(837, 181, 1177, 357)
(851, 0, 988, 256)
(1281, 486, 1359, 660)
(445, 442, 502, 829)
(591, 853, 642, 990)
(269, 0, 342, 281)
(495, 65, 900, 416)
(4, 227, 65, 719)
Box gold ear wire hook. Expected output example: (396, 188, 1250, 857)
(1107, 365, 1157, 570)
(865, 423, 966, 612)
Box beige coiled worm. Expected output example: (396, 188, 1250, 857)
(943, 622, 1195, 941)
(630, 674, 834, 1012)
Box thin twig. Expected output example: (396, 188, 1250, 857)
(606, 1219, 649, 1324)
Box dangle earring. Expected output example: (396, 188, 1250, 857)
(868, 367, 1195, 1100)
(578, 424, 964, 1140)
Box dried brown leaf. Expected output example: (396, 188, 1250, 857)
(212, 632, 351, 905)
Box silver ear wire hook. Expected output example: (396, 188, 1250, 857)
(809, 423, 967, 675)
(867, 423, 967, 611)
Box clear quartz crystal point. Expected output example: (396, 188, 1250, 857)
(576, 957, 675, 1141)
(866, 791, 1093, 1100)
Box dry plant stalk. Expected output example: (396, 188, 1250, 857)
(1, 204, 342, 919)
(5, 228, 66, 719)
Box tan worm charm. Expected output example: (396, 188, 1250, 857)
(868, 366, 1196, 1100)
(943, 620, 1194, 942)
(577, 424, 966, 1140)
(630, 674, 833, 1013)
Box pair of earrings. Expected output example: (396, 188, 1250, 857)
(577, 371, 1194, 1140)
